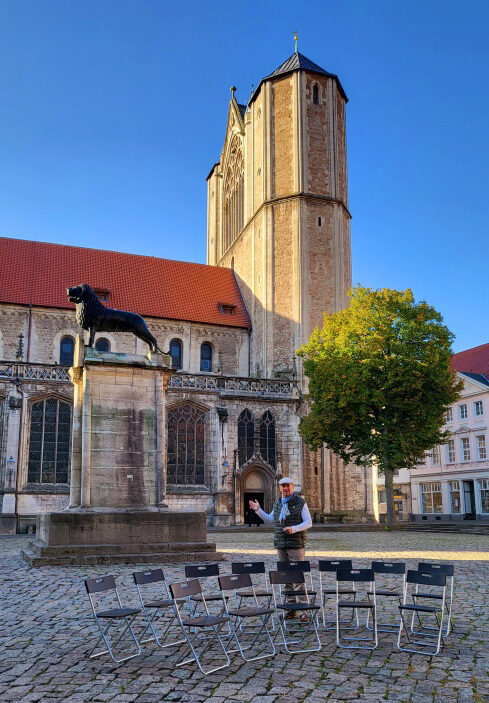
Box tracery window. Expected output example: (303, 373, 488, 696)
(260, 410, 276, 469)
(95, 338, 110, 352)
(238, 409, 255, 466)
(167, 404, 206, 485)
(60, 336, 74, 366)
(27, 398, 71, 484)
(170, 339, 182, 370)
(223, 136, 244, 253)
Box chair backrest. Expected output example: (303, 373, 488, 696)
(276, 560, 311, 573)
(219, 573, 253, 591)
(318, 559, 352, 572)
(185, 563, 220, 579)
(269, 570, 306, 586)
(418, 562, 454, 578)
(406, 570, 446, 588)
(336, 568, 374, 583)
(371, 561, 406, 575)
(231, 561, 266, 575)
(85, 575, 116, 594)
(170, 579, 202, 599)
(133, 568, 165, 585)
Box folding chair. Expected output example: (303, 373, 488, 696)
(413, 563, 454, 636)
(231, 561, 275, 632)
(318, 559, 358, 630)
(366, 561, 406, 633)
(218, 573, 276, 661)
(398, 570, 447, 656)
(269, 570, 321, 653)
(132, 568, 185, 650)
(185, 564, 222, 615)
(169, 579, 230, 675)
(84, 575, 141, 663)
(336, 568, 377, 650)
(276, 560, 317, 604)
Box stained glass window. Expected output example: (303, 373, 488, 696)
(170, 339, 182, 370)
(260, 410, 276, 469)
(60, 337, 74, 366)
(167, 405, 206, 485)
(27, 398, 71, 484)
(238, 409, 255, 466)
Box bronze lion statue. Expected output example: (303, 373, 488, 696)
(67, 284, 163, 353)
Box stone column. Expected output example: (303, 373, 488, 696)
(155, 369, 170, 508)
(80, 368, 92, 508)
(68, 367, 83, 508)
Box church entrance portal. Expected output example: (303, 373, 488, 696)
(240, 468, 274, 525)
(244, 492, 264, 526)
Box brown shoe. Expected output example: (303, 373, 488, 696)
(285, 610, 298, 619)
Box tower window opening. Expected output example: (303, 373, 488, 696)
(313, 84, 319, 105)
(317, 217, 322, 226)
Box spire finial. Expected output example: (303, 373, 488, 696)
(293, 30, 298, 53)
(230, 85, 236, 99)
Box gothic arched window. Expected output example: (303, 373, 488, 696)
(27, 398, 72, 484)
(59, 336, 74, 366)
(170, 339, 182, 370)
(95, 338, 110, 352)
(238, 409, 255, 466)
(223, 136, 244, 253)
(313, 84, 319, 105)
(167, 404, 206, 485)
(200, 343, 212, 372)
(260, 410, 276, 468)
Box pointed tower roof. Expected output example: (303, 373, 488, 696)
(249, 51, 347, 104)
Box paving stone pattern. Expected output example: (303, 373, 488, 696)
(1, 530, 488, 703)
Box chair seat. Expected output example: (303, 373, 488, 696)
(181, 615, 229, 627)
(368, 590, 400, 597)
(277, 602, 319, 611)
(282, 589, 317, 597)
(338, 600, 374, 609)
(228, 606, 274, 618)
(399, 604, 439, 613)
(191, 594, 223, 602)
(97, 607, 140, 619)
(144, 599, 174, 608)
(323, 589, 356, 595)
(412, 592, 443, 600)
(238, 590, 272, 598)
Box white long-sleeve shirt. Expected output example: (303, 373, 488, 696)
(255, 503, 312, 533)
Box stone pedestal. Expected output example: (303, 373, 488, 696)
(22, 344, 222, 566)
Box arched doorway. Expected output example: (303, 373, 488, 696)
(238, 464, 276, 525)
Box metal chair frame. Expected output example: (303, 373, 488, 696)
(366, 561, 406, 633)
(398, 569, 447, 656)
(132, 568, 185, 650)
(336, 568, 378, 650)
(269, 570, 321, 654)
(170, 579, 231, 675)
(218, 573, 276, 661)
(231, 561, 275, 633)
(411, 563, 454, 636)
(84, 575, 141, 663)
(318, 559, 359, 631)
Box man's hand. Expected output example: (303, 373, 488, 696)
(283, 527, 294, 535)
(249, 499, 260, 511)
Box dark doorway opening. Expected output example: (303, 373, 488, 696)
(463, 480, 476, 519)
(244, 491, 264, 526)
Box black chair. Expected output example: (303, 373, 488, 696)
(231, 561, 275, 632)
(413, 563, 454, 636)
(133, 568, 185, 650)
(318, 559, 358, 630)
(219, 573, 276, 661)
(398, 569, 447, 656)
(169, 579, 230, 675)
(276, 560, 317, 604)
(185, 563, 224, 622)
(269, 570, 321, 653)
(336, 568, 377, 650)
(366, 561, 406, 633)
(84, 575, 141, 663)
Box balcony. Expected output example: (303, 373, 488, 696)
(0, 361, 70, 383)
(169, 373, 297, 399)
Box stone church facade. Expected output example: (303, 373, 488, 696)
(0, 51, 374, 533)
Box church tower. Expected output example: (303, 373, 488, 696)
(207, 50, 351, 381)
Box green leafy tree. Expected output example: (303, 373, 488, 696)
(298, 286, 462, 528)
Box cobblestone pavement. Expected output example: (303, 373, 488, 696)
(1, 531, 488, 703)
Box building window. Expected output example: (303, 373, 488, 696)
(479, 479, 489, 513)
(169, 339, 182, 370)
(223, 135, 244, 253)
(27, 398, 71, 484)
(449, 481, 461, 513)
(461, 437, 471, 462)
(420, 482, 443, 514)
(238, 409, 255, 466)
(93, 288, 110, 303)
(477, 435, 487, 460)
(447, 439, 455, 463)
(459, 404, 468, 419)
(432, 446, 440, 465)
(312, 84, 319, 105)
(95, 338, 110, 352)
(200, 343, 212, 372)
(167, 404, 206, 485)
(445, 408, 453, 422)
(474, 400, 484, 417)
(260, 410, 276, 468)
(317, 216, 322, 226)
(59, 336, 74, 366)
(378, 490, 386, 504)
(218, 303, 236, 315)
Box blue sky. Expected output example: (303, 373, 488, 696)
(1, 0, 488, 353)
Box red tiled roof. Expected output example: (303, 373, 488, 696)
(0, 237, 251, 329)
(452, 343, 489, 377)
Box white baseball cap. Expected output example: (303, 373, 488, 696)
(278, 476, 294, 485)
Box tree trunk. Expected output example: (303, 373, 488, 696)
(384, 466, 397, 529)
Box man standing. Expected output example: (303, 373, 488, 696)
(249, 477, 312, 616)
